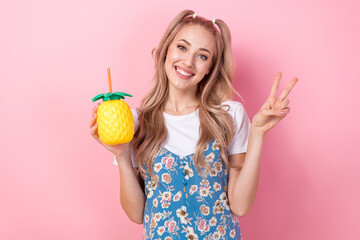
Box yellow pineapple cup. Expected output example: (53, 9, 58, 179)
(92, 68, 134, 145)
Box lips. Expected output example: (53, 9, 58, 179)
(175, 66, 195, 79)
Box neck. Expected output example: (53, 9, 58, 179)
(164, 86, 200, 115)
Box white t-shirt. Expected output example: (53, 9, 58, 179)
(113, 100, 251, 167)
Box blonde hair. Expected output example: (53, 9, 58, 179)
(132, 10, 241, 179)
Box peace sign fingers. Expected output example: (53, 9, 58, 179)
(253, 72, 298, 134)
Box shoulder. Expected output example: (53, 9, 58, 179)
(131, 108, 139, 118)
(220, 100, 246, 117)
(220, 100, 245, 108)
(131, 108, 140, 130)
(222, 100, 251, 155)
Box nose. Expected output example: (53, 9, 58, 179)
(183, 53, 195, 68)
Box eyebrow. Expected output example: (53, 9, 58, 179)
(179, 39, 211, 54)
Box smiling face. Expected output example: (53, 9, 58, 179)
(164, 24, 216, 95)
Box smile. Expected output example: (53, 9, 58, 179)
(175, 66, 194, 78)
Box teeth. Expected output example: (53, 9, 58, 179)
(176, 67, 193, 77)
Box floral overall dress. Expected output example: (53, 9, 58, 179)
(143, 139, 242, 240)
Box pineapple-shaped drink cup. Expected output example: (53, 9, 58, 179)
(92, 68, 134, 145)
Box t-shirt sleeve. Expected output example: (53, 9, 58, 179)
(224, 101, 251, 155)
(113, 108, 139, 168)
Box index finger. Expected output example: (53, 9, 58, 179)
(269, 72, 282, 100)
(278, 77, 298, 101)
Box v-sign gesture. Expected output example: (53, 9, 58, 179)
(252, 72, 298, 134)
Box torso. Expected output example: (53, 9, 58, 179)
(142, 139, 242, 239)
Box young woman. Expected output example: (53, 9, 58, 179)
(90, 9, 297, 240)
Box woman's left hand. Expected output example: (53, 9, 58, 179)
(252, 72, 298, 135)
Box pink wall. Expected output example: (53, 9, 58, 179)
(1, 0, 359, 239)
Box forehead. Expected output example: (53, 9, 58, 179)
(173, 25, 216, 53)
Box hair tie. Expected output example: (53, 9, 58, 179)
(212, 19, 216, 24)
(192, 12, 197, 18)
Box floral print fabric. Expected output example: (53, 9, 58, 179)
(143, 139, 241, 240)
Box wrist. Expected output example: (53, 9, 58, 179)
(115, 152, 131, 165)
(249, 126, 267, 138)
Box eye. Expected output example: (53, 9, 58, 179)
(199, 54, 208, 61)
(177, 45, 186, 51)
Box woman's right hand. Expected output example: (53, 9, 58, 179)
(89, 103, 131, 160)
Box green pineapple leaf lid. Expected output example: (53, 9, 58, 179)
(92, 68, 132, 102)
(92, 92, 133, 102)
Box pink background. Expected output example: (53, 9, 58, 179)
(1, 0, 359, 239)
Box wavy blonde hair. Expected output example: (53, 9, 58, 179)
(132, 10, 241, 179)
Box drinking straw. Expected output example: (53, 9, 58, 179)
(107, 68, 112, 93)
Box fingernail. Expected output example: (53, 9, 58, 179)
(280, 110, 287, 114)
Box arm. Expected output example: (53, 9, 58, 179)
(116, 153, 146, 224)
(227, 127, 265, 217)
(228, 72, 298, 217)
(90, 103, 145, 224)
